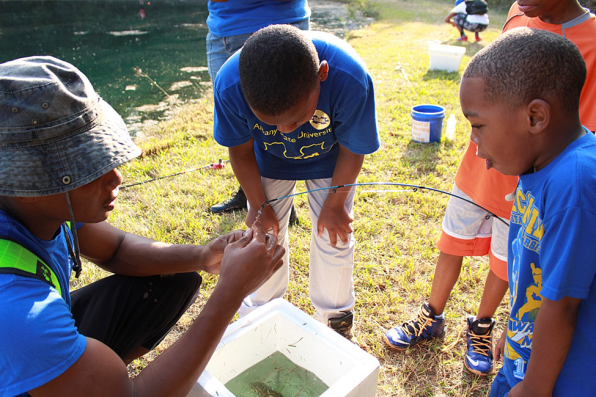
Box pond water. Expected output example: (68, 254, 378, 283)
(0, 0, 370, 135)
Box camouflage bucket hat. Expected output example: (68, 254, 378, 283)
(0, 56, 141, 197)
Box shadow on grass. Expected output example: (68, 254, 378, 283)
(403, 139, 444, 174)
(422, 69, 462, 82)
(379, 341, 495, 396)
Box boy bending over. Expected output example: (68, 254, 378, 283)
(460, 28, 596, 396)
(213, 24, 380, 339)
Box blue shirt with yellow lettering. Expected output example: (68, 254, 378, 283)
(505, 131, 596, 395)
(213, 31, 380, 181)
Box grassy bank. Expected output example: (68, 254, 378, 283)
(77, 1, 513, 395)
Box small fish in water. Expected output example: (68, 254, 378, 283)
(250, 381, 284, 397)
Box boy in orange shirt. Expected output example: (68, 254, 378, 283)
(384, 0, 596, 376)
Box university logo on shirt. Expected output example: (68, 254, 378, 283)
(310, 110, 330, 130)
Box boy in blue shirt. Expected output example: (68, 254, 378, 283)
(213, 24, 380, 338)
(459, 28, 596, 396)
(206, 0, 310, 216)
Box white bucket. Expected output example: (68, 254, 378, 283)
(429, 44, 466, 73)
(188, 298, 380, 397)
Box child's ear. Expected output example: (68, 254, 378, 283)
(526, 99, 550, 135)
(318, 60, 329, 82)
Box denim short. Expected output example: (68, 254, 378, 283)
(206, 18, 310, 81)
(453, 13, 488, 33)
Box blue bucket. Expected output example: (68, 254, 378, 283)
(411, 104, 446, 143)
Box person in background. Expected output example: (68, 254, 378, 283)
(206, 0, 310, 225)
(445, 0, 489, 41)
(0, 56, 284, 397)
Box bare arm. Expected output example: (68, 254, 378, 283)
(316, 145, 364, 246)
(78, 221, 245, 276)
(229, 139, 279, 235)
(30, 226, 285, 397)
(445, 12, 457, 26)
(508, 296, 580, 397)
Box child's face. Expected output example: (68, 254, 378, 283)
(460, 77, 535, 176)
(251, 82, 321, 133)
(515, 0, 566, 19)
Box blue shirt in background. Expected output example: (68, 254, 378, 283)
(207, 0, 311, 37)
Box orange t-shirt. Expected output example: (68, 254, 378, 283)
(454, 5, 596, 219)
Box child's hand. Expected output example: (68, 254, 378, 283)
(317, 202, 353, 247)
(246, 205, 279, 236)
(495, 330, 507, 362)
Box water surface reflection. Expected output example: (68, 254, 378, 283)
(0, 0, 210, 133)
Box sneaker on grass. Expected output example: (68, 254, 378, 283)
(329, 311, 358, 344)
(383, 303, 445, 350)
(464, 316, 495, 375)
(210, 186, 248, 213)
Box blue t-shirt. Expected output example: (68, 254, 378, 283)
(504, 131, 596, 395)
(213, 31, 380, 181)
(0, 211, 86, 397)
(207, 0, 311, 37)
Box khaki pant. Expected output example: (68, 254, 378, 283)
(238, 177, 356, 323)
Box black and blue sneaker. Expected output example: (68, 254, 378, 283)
(383, 303, 446, 350)
(464, 316, 495, 375)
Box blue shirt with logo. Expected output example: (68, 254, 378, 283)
(505, 131, 596, 395)
(0, 211, 86, 397)
(213, 31, 380, 181)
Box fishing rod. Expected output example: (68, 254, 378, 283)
(119, 160, 510, 226)
(120, 159, 228, 190)
(259, 182, 510, 227)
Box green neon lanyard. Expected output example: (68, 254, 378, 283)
(0, 237, 63, 298)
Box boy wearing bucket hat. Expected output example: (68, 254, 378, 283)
(0, 56, 284, 397)
(213, 24, 380, 340)
(458, 27, 596, 397)
(384, 0, 596, 377)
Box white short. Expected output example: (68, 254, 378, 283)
(441, 183, 509, 262)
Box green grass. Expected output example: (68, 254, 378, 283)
(74, 0, 513, 395)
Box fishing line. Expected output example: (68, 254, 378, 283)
(259, 182, 510, 227)
(119, 160, 510, 227)
(120, 159, 228, 190)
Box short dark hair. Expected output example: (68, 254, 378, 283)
(463, 27, 586, 115)
(239, 24, 320, 116)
